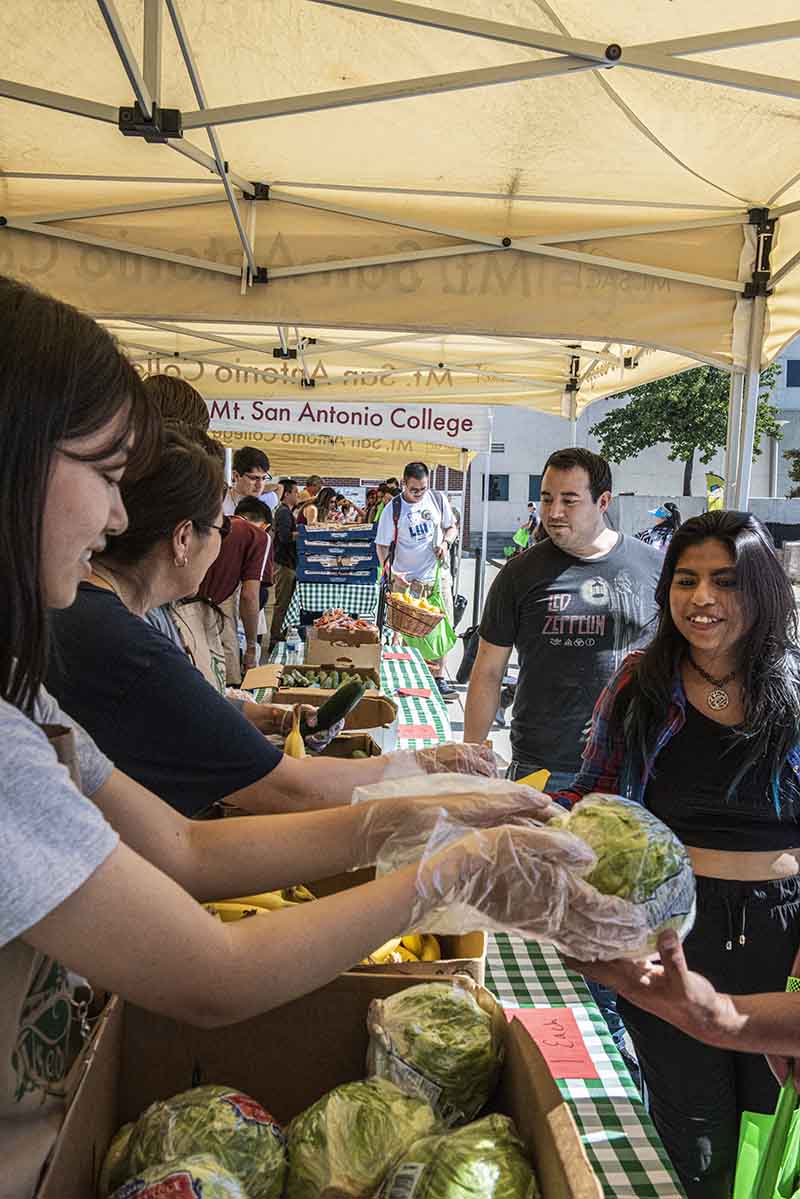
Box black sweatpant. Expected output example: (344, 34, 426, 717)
(618, 875, 800, 1199)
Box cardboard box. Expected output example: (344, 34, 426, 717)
(320, 731, 382, 758)
(241, 663, 396, 733)
(310, 867, 486, 984)
(304, 631, 382, 671)
(313, 623, 380, 646)
(39, 975, 601, 1199)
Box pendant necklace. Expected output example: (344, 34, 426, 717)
(688, 654, 735, 712)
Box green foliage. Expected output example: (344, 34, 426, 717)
(784, 449, 800, 498)
(589, 364, 782, 494)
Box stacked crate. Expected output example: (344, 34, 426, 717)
(296, 523, 378, 583)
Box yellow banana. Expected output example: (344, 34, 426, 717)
(204, 902, 268, 922)
(420, 934, 441, 961)
(401, 933, 424, 957)
(284, 706, 306, 758)
(361, 937, 402, 965)
(285, 884, 316, 903)
(394, 945, 420, 962)
(229, 891, 298, 911)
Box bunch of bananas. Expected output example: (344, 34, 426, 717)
(388, 590, 440, 613)
(361, 933, 441, 965)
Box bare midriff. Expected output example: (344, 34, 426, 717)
(687, 845, 800, 881)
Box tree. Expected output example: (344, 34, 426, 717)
(783, 450, 800, 498)
(588, 364, 782, 496)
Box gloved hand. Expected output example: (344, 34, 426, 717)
(350, 778, 562, 869)
(250, 703, 344, 752)
(407, 822, 650, 962)
(381, 742, 497, 780)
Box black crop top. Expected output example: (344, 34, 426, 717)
(645, 702, 800, 852)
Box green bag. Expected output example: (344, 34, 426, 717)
(734, 977, 800, 1199)
(512, 526, 530, 549)
(399, 563, 458, 663)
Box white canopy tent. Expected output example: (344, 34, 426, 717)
(2, 0, 800, 508)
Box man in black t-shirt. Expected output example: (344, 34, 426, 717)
(270, 478, 300, 646)
(464, 447, 661, 787)
(464, 447, 660, 1076)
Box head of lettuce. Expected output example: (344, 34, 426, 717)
(551, 793, 695, 955)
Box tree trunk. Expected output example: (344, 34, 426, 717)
(683, 448, 695, 496)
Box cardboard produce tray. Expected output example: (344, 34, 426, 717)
(242, 665, 396, 731)
(39, 975, 601, 1199)
(305, 631, 382, 670)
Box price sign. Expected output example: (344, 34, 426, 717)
(504, 1008, 598, 1079)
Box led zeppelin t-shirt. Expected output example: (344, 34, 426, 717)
(480, 535, 661, 775)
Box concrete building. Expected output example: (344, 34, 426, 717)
(470, 335, 800, 538)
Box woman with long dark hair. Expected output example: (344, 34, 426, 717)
(558, 509, 800, 1198)
(0, 277, 645, 1197)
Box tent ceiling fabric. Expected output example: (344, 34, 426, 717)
(1, 0, 799, 428)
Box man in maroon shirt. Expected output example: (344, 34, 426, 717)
(200, 513, 267, 684)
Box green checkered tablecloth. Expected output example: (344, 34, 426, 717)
(285, 581, 379, 630)
(488, 935, 685, 1199)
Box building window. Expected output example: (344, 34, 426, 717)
(529, 475, 542, 502)
(482, 474, 509, 501)
(787, 360, 800, 388)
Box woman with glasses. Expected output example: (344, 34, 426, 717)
(46, 420, 497, 819)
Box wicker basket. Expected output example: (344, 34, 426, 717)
(385, 592, 444, 637)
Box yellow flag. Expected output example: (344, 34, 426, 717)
(706, 473, 724, 511)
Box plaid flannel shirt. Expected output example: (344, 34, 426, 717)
(556, 652, 690, 808)
(556, 651, 800, 810)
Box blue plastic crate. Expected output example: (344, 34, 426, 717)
(299, 524, 376, 545)
(296, 564, 378, 583)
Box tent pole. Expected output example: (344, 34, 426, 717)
(476, 411, 493, 619)
(733, 294, 768, 509)
(724, 371, 744, 502)
(455, 450, 468, 594)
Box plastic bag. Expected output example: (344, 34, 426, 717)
(367, 980, 504, 1126)
(550, 794, 696, 954)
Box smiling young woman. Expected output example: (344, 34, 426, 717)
(554, 510, 800, 1198)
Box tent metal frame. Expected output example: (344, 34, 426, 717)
(1, 1, 799, 507)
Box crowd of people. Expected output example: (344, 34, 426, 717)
(5, 276, 800, 1199)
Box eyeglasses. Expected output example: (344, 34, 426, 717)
(405, 485, 427, 497)
(204, 515, 231, 539)
(243, 472, 267, 483)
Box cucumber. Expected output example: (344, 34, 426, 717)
(351, 749, 368, 758)
(299, 679, 367, 738)
(330, 670, 340, 688)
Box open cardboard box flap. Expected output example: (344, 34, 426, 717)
(39, 974, 600, 1199)
(304, 631, 382, 670)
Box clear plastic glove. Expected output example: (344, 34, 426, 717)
(350, 776, 562, 869)
(250, 703, 344, 752)
(405, 820, 650, 962)
(381, 742, 497, 780)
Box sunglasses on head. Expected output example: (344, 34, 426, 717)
(202, 515, 231, 539)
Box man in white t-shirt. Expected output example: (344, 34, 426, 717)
(376, 462, 458, 699)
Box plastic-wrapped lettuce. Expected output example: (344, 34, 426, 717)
(367, 982, 504, 1125)
(126, 1084, 286, 1199)
(97, 1122, 135, 1198)
(551, 793, 696, 954)
(109, 1153, 245, 1198)
(285, 1077, 438, 1199)
(380, 1115, 540, 1199)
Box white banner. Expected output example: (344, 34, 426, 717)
(207, 397, 491, 452)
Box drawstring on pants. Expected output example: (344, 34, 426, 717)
(723, 897, 749, 950)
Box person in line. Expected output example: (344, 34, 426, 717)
(297, 474, 323, 506)
(635, 502, 682, 551)
(364, 487, 380, 523)
(233, 495, 274, 668)
(143, 373, 211, 430)
(303, 485, 338, 525)
(463, 447, 661, 1067)
(224, 446, 281, 516)
(560, 510, 800, 1198)
(376, 462, 459, 700)
(270, 478, 300, 646)
(3, 277, 649, 1199)
(200, 447, 268, 683)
